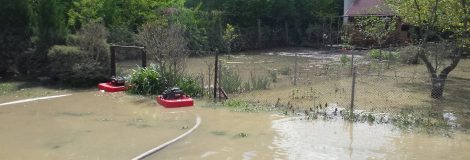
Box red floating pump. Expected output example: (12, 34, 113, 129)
(157, 87, 194, 108)
(98, 76, 127, 92)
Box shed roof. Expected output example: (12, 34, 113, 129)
(344, 0, 394, 17)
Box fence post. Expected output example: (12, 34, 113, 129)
(350, 53, 356, 114)
(294, 52, 298, 86)
(257, 18, 262, 49)
(351, 52, 354, 76)
(110, 45, 116, 77)
(141, 49, 147, 68)
(213, 50, 219, 102)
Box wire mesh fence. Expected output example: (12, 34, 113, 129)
(210, 49, 470, 113)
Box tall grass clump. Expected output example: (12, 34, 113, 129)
(127, 65, 163, 95)
(220, 63, 242, 93)
(245, 71, 271, 91)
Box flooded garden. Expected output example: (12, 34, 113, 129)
(1, 49, 470, 159)
(1, 90, 470, 160)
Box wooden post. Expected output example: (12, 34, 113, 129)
(257, 18, 262, 49)
(213, 50, 219, 102)
(294, 52, 298, 86)
(141, 49, 147, 68)
(110, 45, 116, 77)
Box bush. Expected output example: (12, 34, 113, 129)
(397, 45, 420, 64)
(47, 22, 110, 86)
(176, 75, 203, 97)
(368, 49, 399, 61)
(340, 54, 351, 65)
(109, 26, 136, 45)
(48, 45, 108, 86)
(127, 65, 202, 96)
(127, 65, 163, 95)
(220, 64, 242, 93)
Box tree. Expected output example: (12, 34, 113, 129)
(0, 0, 32, 77)
(223, 24, 238, 54)
(356, 16, 398, 68)
(137, 20, 188, 84)
(386, 0, 469, 99)
(37, 0, 67, 51)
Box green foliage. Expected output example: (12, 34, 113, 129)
(48, 45, 108, 86)
(176, 75, 203, 97)
(340, 54, 351, 65)
(355, 16, 397, 46)
(0, 0, 32, 76)
(108, 26, 136, 45)
(47, 22, 109, 86)
(128, 65, 164, 95)
(220, 63, 242, 93)
(223, 23, 239, 53)
(128, 64, 202, 96)
(368, 49, 399, 61)
(386, 0, 469, 47)
(37, 0, 67, 51)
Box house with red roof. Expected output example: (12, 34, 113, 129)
(343, 0, 410, 46)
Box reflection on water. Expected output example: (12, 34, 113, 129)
(272, 118, 470, 160)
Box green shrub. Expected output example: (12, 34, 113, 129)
(340, 54, 350, 65)
(220, 64, 242, 93)
(128, 65, 202, 96)
(176, 75, 203, 97)
(368, 49, 399, 61)
(127, 65, 163, 95)
(48, 45, 108, 86)
(48, 22, 110, 86)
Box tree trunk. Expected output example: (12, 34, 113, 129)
(431, 77, 445, 99)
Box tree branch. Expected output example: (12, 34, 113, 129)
(418, 48, 437, 78)
(439, 48, 461, 79)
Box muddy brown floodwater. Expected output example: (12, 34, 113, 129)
(0, 92, 195, 160)
(1, 92, 470, 160)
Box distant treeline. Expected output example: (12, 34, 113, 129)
(0, 0, 342, 78)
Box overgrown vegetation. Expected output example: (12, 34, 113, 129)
(127, 65, 163, 95)
(219, 62, 242, 93)
(127, 64, 202, 96)
(48, 22, 109, 86)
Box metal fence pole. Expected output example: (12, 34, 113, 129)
(350, 53, 356, 114)
(294, 52, 298, 86)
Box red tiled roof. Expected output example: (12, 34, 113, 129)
(344, 0, 394, 16)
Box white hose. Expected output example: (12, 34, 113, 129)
(0, 94, 72, 107)
(131, 114, 202, 160)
